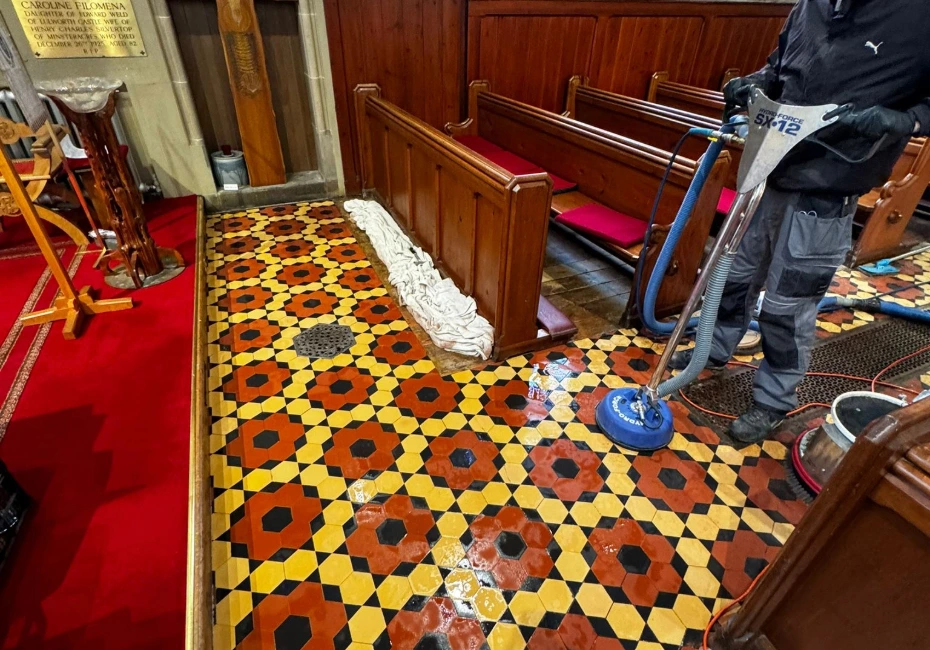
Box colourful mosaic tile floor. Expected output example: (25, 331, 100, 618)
(206, 201, 930, 650)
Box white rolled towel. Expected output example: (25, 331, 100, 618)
(343, 199, 494, 359)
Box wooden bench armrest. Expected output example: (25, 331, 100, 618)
(444, 117, 473, 136)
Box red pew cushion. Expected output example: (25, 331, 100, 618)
(453, 135, 504, 157)
(555, 203, 647, 249)
(483, 150, 546, 176)
(717, 187, 736, 214)
(549, 173, 577, 194)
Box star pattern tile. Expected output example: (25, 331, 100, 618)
(206, 200, 930, 649)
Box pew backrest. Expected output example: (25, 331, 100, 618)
(353, 84, 552, 359)
(647, 71, 726, 119)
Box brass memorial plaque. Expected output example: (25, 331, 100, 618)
(13, 0, 146, 59)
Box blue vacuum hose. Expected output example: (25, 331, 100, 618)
(819, 296, 930, 324)
(641, 128, 728, 335)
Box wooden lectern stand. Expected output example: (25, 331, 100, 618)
(0, 131, 132, 339)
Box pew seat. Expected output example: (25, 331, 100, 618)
(717, 187, 737, 214)
(453, 135, 577, 192)
(553, 198, 647, 249)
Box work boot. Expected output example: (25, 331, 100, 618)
(667, 348, 727, 372)
(729, 404, 787, 444)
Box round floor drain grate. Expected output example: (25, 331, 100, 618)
(294, 323, 355, 359)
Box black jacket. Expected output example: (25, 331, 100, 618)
(750, 0, 930, 196)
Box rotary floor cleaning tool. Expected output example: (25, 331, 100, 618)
(596, 89, 853, 450)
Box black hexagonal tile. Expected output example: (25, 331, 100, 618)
(301, 297, 322, 309)
(240, 329, 261, 341)
(245, 373, 269, 388)
(503, 394, 527, 410)
(628, 358, 650, 372)
(232, 264, 251, 273)
(414, 634, 451, 650)
(274, 615, 312, 650)
(658, 468, 687, 490)
(391, 341, 413, 354)
(252, 429, 280, 450)
(262, 506, 293, 533)
(449, 448, 476, 469)
(552, 458, 580, 480)
(376, 518, 407, 546)
(495, 530, 527, 559)
(370, 304, 389, 315)
(235, 294, 253, 304)
(618, 545, 651, 575)
(330, 379, 354, 395)
(744, 557, 768, 579)
(417, 387, 440, 403)
(350, 438, 376, 459)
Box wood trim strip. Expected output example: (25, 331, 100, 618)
(467, 1, 794, 19)
(186, 197, 212, 650)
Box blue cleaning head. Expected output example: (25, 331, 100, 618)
(595, 387, 675, 451)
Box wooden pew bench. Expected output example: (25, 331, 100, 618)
(646, 72, 930, 266)
(565, 75, 742, 215)
(445, 80, 731, 318)
(353, 84, 576, 360)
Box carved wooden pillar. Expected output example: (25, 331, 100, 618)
(216, 0, 286, 187)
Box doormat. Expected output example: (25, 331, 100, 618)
(679, 318, 930, 440)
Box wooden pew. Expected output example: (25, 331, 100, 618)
(848, 137, 930, 265)
(715, 397, 930, 650)
(565, 75, 741, 193)
(646, 72, 930, 266)
(646, 71, 725, 120)
(353, 84, 576, 360)
(446, 80, 731, 319)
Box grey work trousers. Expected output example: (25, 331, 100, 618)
(709, 187, 858, 412)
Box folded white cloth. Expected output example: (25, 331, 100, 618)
(343, 199, 494, 359)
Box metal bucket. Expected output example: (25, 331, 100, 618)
(796, 391, 906, 490)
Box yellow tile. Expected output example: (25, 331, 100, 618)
(481, 482, 511, 506)
(456, 490, 487, 515)
(431, 537, 466, 568)
(576, 583, 612, 618)
(405, 474, 434, 498)
(437, 512, 469, 538)
(445, 568, 480, 600)
(443, 412, 468, 430)
(538, 498, 569, 524)
(500, 463, 528, 484)
(319, 553, 353, 585)
(395, 452, 424, 473)
(742, 508, 775, 534)
(426, 487, 455, 511)
(773, 522, 795, 544)
(487, 622, 523, 650)
(299, 464, 329, 486)
(538, 579, 573, 613)
(374, 471, 404, 494)
(673, 594, 712, 629)
(295, 443, 323, 464)
(716, 484, 748, 507)
(686, 514, 720, 541)
(348, 607, 386, 644)
(554, 525, 587, 553)
(707, 462, 738, 485)
(212, 624, 236, 650)
(215, 589, 253, 626)
(715, 446, 745, 466)
(340, 571, 376, 606)
(313, 524, 346, 553)
(377, 575, 413, 610)
(623, 496, 656, 522)
(647, 607, 686, 645)
(214, 489, 244, 514)
(473, 586, 507, 622)
(250, 560, 285, 593)
(350, 404, 375, 421)
(684, 566, 720, 598)
(652, 511, 685, 537)
(554, 551, 589, 582)
(214, 557, 249, 590)
(513, 485, 543, 509)
(676, 538, 710, 568)
(500, 444, 527, 464)
(347, 479, 377, 504)
(408, 564, 442, 595)
(283, 549, 318, 581)
(607, 603, 646, 640)
(569, 502, 601, 528)
(592, 492, 623, 518)
(318, 476, 348, 500)
(707, 504, 741, 530)
(508, 591, 545, 627)
(212, 541, 232, 571)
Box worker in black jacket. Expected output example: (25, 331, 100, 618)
(670, 0, 930, 443)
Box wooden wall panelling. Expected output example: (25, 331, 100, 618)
(589, 15, 705, 98)
(215, 0, 287, 186)
(256, 0, 318, 173)
(169, 0, 242, 156)
(324, 0, 466, 192)
(689, 15, 785, 89)
(475, 15, 596, 112)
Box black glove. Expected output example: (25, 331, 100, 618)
(723, 77, 757, 111)
(838, 106, 917, 140)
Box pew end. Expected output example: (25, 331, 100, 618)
(353, 82, 577, 361)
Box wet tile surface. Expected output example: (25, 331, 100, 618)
(207, 201, 929, 649)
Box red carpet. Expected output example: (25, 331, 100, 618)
(0, 196, 197, 650)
